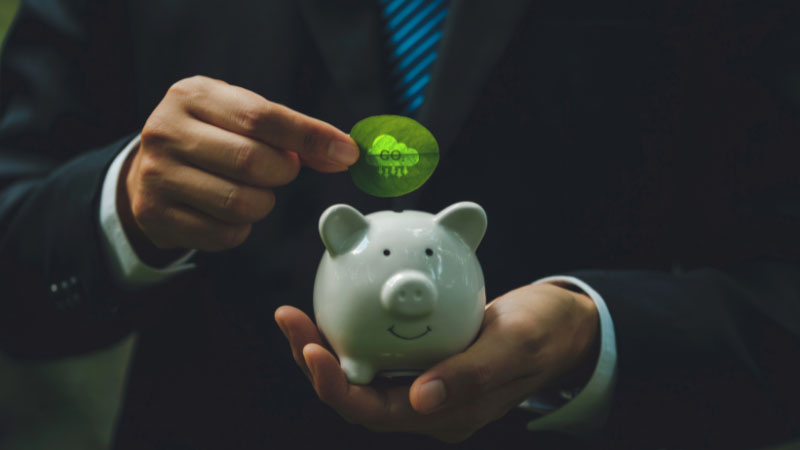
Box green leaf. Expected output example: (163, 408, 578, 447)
(349, 115, 439, 198)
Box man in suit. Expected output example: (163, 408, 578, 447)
(1, 0, 799, 448)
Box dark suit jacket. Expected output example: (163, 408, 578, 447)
(1, 1, 799, 448)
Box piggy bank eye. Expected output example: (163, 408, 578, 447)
(425, 248, 433, 256)
(383, 249, 391, 256)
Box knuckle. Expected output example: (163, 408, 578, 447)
(166, 77, 194, 97)
(166, 75, 210, 105)
(222, 185, 245, 214)
(223, 187, 270, 224)
(141, 115, 174, 149)
(233, 104, 264, 134)
(259, 99, 275, 120)
(232, 145, 258, 178)
(170, 75, 205, 92)
(137, 154, 164, 182)
(301, 128, 323, 154)
(166, 81, 188, 97)
(189, 74, 211, 84)
(131, 196, 162, 225)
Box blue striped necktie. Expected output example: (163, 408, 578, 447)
(379, 0, 450, 116)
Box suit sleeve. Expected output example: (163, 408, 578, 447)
(568, 259, 800, 448)
(0, 0, 151, 358)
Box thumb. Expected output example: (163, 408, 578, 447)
(408, 331, 524, 415)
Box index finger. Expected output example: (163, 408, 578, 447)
(174, 76, 359, 172)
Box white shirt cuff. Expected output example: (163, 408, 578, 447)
(98, 133, 197, 288)
(518, 275, 618, 434)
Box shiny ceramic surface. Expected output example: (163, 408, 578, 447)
(313, 202, 487, 384)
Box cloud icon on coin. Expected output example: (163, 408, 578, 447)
(366, 134, 420, 178)
(349, 115, 439, 197)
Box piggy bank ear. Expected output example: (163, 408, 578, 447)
(319, 204, 369, 256)
(434, 202, 487, 251)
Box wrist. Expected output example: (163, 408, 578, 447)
(566, 290, 601, 387)
(116, 146, 186, 267)
(547, 284, 601, 389)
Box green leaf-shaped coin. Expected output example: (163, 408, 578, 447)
(349, 115, 439, 197)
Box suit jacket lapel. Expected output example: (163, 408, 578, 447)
(297, 0, 391, 118)
(418, 0, 533, 156)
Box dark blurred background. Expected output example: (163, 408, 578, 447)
(1, 4, 134, 450)
(1, 1, 800, 449)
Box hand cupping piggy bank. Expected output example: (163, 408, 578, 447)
(313, 202, 487, 385)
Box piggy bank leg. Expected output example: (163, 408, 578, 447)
(340, 357, 376, 385)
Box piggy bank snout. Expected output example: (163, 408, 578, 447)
(380, 270, 437, 318)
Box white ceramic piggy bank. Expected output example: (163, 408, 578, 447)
(313, 202, 487, 385)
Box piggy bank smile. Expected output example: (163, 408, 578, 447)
(388, 325, 432, 340)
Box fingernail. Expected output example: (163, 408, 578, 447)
(417, 379, 447, 414)
(328, 140, 359, 166)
